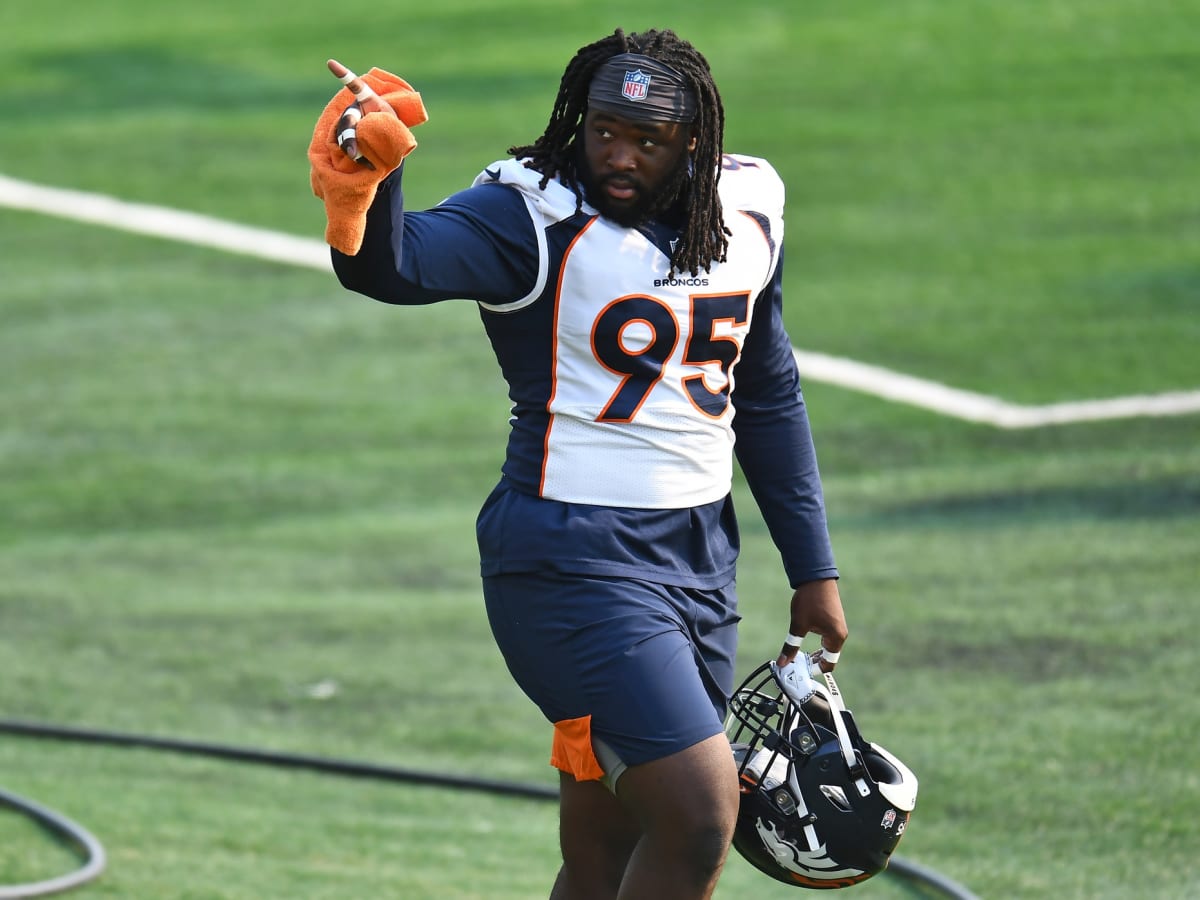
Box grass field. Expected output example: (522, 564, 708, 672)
(2, 1, 1198, 898)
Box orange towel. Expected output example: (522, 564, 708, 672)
(308, 67, 429, 256)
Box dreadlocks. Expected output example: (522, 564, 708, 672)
(508, 28, 729, 277)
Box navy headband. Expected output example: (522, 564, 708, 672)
(587, 53, 698, 123)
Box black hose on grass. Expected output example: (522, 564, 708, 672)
(885, 856, 981, 900)
(0, 718, 979, 900)
(0, 785, 106, 900)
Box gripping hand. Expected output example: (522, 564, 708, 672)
(307, 62, 429, 255)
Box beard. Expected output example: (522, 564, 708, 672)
(577, 150, 691, 228)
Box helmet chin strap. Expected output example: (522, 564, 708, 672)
(783, 759, 822, 851)
(773, 661, 871, 799)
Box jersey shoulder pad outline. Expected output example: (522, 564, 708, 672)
(718, 153, 785, 221)
(471, 158, 589, 226)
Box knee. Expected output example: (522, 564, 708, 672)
(651, 816, 735, 885)
(689, 824, 734, 881)
(667, 769, 739, 873)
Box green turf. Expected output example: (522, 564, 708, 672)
(2, 1, 1198, 897)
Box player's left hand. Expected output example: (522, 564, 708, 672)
(776, 578, 847, 672)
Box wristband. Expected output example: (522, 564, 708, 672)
(783, 633, 804, 649)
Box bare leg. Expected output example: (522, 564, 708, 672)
(551, 733, 738, 900)
(550, 773, 639, 900)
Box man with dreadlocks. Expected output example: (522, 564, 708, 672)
(310, 27, 847, 899)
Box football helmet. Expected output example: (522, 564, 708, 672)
(725, 658, 918, 889)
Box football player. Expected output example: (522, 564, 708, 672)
(312, 27, 848, 900)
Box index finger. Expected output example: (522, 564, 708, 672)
(327, 58, 385, 111)
(776, 631, 804, 667)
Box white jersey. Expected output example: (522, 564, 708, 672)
(470, 155, 785, 508)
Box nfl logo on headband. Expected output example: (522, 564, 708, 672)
(621, 69, 651, 102)
(589, 54, 697, 122)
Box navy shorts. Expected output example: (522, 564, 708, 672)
(482, 571, 740, 778)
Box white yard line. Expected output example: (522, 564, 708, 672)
(3, 172, 1198, 429)
(0, 173, 331, 272)
(792, 350, 1200, 429)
